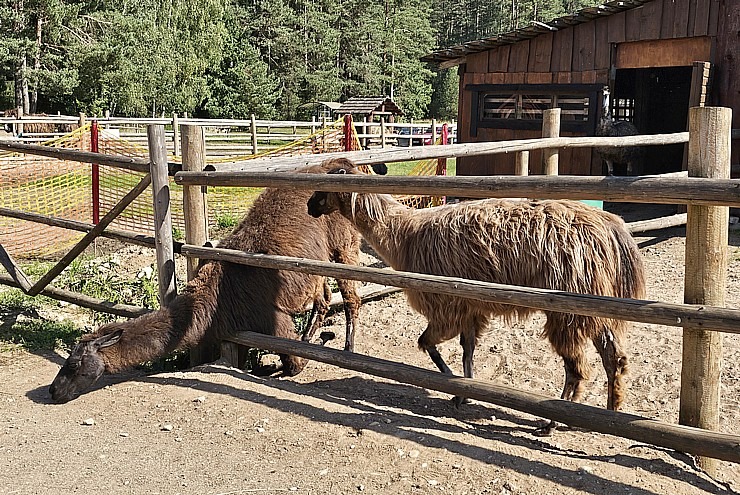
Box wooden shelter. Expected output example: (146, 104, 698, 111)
(422, 0, 738, 177)
(334, 96, 403, 123)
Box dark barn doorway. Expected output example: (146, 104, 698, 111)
(614, 66, 692, 174)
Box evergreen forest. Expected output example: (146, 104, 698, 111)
(1, 0, 600, 121)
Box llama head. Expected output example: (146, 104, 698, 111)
(307, 169, 346, 217)
(308, 158, 359, 218)
(49, 329, 123, 403)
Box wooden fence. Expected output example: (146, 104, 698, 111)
(0, 113, 458, 155)
(0, 107, 737, 474)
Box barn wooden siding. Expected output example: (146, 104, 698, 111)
(455, 0, 736, 176)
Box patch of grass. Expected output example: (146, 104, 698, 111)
(172, 226, 185, 241)
(216, 211, 240, 230)
(0, 317, 82, 352)
(385, 157, 456, 177)
(20, 260, 55, 278)
(56, 255, 160, 323)
(0, 289, 40, 312)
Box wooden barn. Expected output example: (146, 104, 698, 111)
(422, 0, 738, 177)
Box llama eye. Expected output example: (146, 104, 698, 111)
(69, 361, 80, 370)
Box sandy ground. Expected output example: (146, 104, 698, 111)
(1, 217, 739, 495)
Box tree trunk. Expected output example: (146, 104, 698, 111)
(13, 0, 30, 114)
(30, 15, 43, 114)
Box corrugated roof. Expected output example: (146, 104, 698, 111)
(335, 96, 403, 116)
(422, 0, 649, 67)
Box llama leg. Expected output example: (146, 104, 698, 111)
(606, 159, 614, 176)
(452, 331, 477, 407)
(538, 315, 591, 435)
(336, 278, 360, 352)
(425, 345, 454, 374)
(273, 312, 309, 376)
(593, 326, 629, 410)
(303, 281, 331, 344)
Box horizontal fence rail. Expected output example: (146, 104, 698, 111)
(0, 207, 182, 253)
(205, 133, 691, 172)
(174, 172, 740, 207)
(229, 331, 740, 463)
(0, 274, 149, 318)
(0, 141, 153, 173)
(181, 244, 740, 335)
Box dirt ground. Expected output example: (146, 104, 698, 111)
(1, 208, 739, 495)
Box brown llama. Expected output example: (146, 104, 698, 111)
(49, 163, 367, 403)
(307, 158, 646, 433)
(595, 86, 644, 176)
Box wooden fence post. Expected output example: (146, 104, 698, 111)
(250, 114, 258, 155)
(516, 151, 529, 177)
(15, 106, 23, 136)
(147, 125, 177, 308)
(172, 113, 180, 156)
(542, 108, 561, 175)
(181, 125, 208, 280)
(181, 124, 218, 366)
(432, 118, 437, 145)
(380, 117, 386, 148)
(680, 106, 731, 476)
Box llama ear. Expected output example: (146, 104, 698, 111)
(371, 163, 388, 175)
(94, 329, 123, 349)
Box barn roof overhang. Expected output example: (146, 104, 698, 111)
(422, 0, 649, 68)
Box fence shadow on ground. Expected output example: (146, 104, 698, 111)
(25, 363, 735, 495)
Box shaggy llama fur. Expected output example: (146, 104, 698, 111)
(308, 158, 646, 423)
(49, 163, 361, 403)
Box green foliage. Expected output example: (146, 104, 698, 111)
(0, 290, 82, 351)
(172, 226, 184, 242)
(57, 256, 159, 323)
(429, 68, 459, 120)
(201, 2, 280, 119)
(216, 211, 239, 230)
(1, 0, 603, 119)
(0, 316, 82, 351)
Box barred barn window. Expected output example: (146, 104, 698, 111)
(470, 84, 602, 136)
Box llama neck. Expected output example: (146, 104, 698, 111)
(99, 289, 213, 373)
(345, 193, 410, 268)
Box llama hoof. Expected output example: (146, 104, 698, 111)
(451, 396, 472, 408)
(251, 364, 282, 377)
(533, 421, 559, 437)
(319, 331, 336, 345)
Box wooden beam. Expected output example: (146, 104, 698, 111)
(542, 108, 561, 175)
(680, 106, 732, 476)
(181, 124, 216, 366)
(0, 141, 152, 173)
(226, 331, 740, 463)
(195, 133, 689, 173)
(180, 244, 740, 336)
(0, 207, 182, 252)
(0, 274, 149, 318)
(147, 125, 177, 308)
(0, 244, 33, 292)
(174, 172, 740, 208)
(626, 213, 687, 233)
